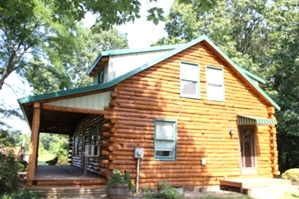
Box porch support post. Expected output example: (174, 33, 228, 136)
(27, 102, 41, 186)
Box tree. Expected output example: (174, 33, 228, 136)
(154, 0, 270, 74)
(25, 27, 129, 94)
(157, 0, 299, 173)
(0, 0, 218, 90)
(263, 0, 299, 172)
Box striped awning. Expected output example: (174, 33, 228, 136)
(237, 115, 277, 125)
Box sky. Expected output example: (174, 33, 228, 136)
(1, 0, 174, 133)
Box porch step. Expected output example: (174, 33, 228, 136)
(29, 186, 106, 199)
(220, 178, 299, 199)
(245, 184, 298, 199)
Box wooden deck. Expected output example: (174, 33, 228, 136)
(220, 178, 292, 193)
(30, 165, 107, 186)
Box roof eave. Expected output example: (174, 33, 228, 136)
(86, 54, 103, 75)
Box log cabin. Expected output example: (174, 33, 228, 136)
(18, 35, 280, 189)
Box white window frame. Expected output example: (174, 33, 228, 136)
(206, 66, 225, 101)
(154, 119, 177, 160)
(180, 61, 200, 98)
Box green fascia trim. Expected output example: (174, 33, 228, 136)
(202, 36, 280, 110)
(18, 100, 31, 130)
(86, 54, 103, 75)
(236, 66, 266, 84)
(237, 115, 277, 125)
(86, 44, 184, 75)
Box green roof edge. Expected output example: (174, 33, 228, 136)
(18, 82, 112, 104)
(19, 35, 279, 110)
(86, 44, 184, 75)
(236, 66, 266, 84)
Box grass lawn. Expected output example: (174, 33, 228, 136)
(37, 154, 56, 165)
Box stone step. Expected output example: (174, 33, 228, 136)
(245, 184, 299, 199)
(29, 186, 106, 199)
(241, 178, 292, 188)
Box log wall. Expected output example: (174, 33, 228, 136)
(103, 42, 278, 188)
(71, 114, 111, 176)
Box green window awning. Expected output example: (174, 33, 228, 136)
(237, 115, 277, 125)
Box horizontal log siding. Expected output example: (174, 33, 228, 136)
(107, 42, 278, 187)
(72, 115, 111, 176)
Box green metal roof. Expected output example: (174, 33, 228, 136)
(86, 44, 184, 75)
(19, 35, 280, 111)
(236, 66, 266, 84)
(237, 115, 277, 125)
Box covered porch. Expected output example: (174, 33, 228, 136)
(31, 165, 107, 186)
(18, 88, 113, 186)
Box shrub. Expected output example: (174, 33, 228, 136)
(18, 160, 27, 172)
(282, 168, 299, 185)
(0, 152, 19, 194)
(1, 189, 38, 199)
(105, 170, 134, 193)
(143, 181, 184, 199)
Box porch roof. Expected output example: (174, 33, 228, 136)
(237, 115, 277, 125)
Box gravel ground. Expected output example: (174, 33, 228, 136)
(129, 190, 248, 199)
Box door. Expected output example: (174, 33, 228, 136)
(239, 127, 257, 175)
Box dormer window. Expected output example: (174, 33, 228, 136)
(98, 69, 104, 84)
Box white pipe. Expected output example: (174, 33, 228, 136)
(136, 158, 140, 193)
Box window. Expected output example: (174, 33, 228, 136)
(154, 119, 177, 160)
(89, 124, 100, 145)
(73, 135, 79, 156)
(180, 62, 199, 98)
(206, 67, 224, 101)
(98, 68, 105, 84)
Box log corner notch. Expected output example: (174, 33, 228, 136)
(27, 102, 41, 186)
(267, 106, 279, 176)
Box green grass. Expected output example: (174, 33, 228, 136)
(37, 154, 56, 165)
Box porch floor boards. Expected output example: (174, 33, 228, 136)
(32, 165, 107, 186)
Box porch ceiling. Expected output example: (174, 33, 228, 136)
(24, 103, 90, 135)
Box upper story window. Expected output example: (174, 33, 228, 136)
(180, 62, 200, 98)
(98, 69, 104, 84)
(154, 119, 177, 160)
(206, 66, 224, 101)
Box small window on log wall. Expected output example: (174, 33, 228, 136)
(89, 124, 100, 145)
(154, 119, 177, 160)
(206, 66, 224, 101)
(180, 61, 199, 98)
